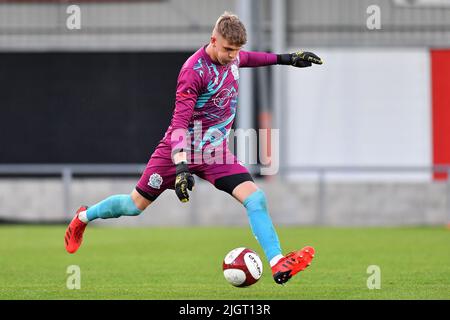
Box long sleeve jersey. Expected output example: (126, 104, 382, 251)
(161, 45, 278, 159)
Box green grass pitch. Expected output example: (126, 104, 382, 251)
(0, 225, 449, 300)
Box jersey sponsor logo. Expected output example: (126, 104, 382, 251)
(213, 87, 237, 108)
(148, 173, 163, 189)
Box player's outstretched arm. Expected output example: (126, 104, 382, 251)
(277, 51, 323, 68)
(238, 50, 323, 68)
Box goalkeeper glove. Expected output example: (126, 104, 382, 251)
(277, 51, 323, 68)
(174, 161, 195, 203)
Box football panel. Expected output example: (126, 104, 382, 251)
(223, 247, 246, 265)
(223, 269, 246, 286)
(244, 252, 263, 280)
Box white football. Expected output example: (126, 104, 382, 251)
(222, 247, 263, 287)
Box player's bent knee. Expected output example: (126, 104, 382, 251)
(243, 189, 267, 212)
(124, 196, 143, 216)
(114, 194, 143, 217)
(97, 194, 143, 219)
(131, 189, 152, 211)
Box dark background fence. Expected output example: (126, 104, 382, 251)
(0, 51, 191, 163)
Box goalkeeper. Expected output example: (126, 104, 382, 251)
(64, 11, 322, 285)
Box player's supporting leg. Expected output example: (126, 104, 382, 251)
(64, 189, 152, 254)
(231, 181, 315, 285)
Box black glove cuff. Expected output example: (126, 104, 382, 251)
(176, 162, 189, 175)
(277, 54, 292, 65)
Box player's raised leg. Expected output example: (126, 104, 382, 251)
(64, 189, 151, 254)
(231, 180, 315, 285)
(64, 148, 175, 254)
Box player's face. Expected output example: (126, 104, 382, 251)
(212, 34, 242, 65)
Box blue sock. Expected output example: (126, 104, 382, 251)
(243, 189, 282, 263)
(86, 194, 142, 221)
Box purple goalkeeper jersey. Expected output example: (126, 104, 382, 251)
(159, 45, 277, 160)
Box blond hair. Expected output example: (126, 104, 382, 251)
(213, 11, 247, 46)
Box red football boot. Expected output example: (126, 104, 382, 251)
(271, 246, 315, 285)
(64, 206, 88, 254)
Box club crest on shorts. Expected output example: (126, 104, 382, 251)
(148, 173, 163, 189)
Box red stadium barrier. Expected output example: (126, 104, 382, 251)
(431, 49, 450, 180)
